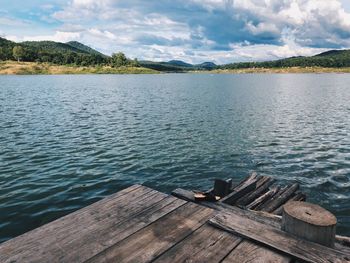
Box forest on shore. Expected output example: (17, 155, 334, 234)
(2, 36, 350, 74)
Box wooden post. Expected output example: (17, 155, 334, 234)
(282, 201, 337, 248)
(213, 179, 232, 198)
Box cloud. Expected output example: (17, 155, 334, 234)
(229, 0, 350, 48)
(2, 0, 350, 63)
(6, 31, 81, 43)
(0, 17, 31, 27)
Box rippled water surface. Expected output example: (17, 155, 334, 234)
(0, 74, 350, 241)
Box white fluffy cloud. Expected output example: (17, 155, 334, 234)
(2, 0, 350, 63)
(229, 0, 350, 47)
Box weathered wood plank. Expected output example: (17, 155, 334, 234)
(254, 186, 284, 210)
(172, 188, 350, 257)
(153, 224, 242, 263)
(232, 172, 258, 191)
(236, 176, 275, 206)
(63, 196, 187, 263)
(172, 188, 281, 228)
(0, 185, 167, 263)
(262, 183, 299, 213)
(273, 192, 306, 215)
(220, 174, 259, 205)
(222, 240, 291, 263)
(209, 213, 350, 263)
(246, 187, 280, 210)
(87, 203, 214, 263)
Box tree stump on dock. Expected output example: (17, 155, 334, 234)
(282, 201, 337, 248)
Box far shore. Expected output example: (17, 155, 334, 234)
(2, 61, 350, 75)
(206, 67, 350, 74)
(0, 61, 159, 75)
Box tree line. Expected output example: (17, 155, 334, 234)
(220, 52, 350, 69)
(0, 40, 139, 68)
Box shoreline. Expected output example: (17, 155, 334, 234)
(207, 67, 350, 74)
(0, 61, 159, 75)
(2, 61, 350, 75)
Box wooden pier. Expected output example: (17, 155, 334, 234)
(0, 176, 349, 262)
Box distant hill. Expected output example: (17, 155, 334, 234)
(0, 37, 106, 57)
(139, 60, 217, 72)
(0, 37, 108, 65)
(0, 37, 15, 48)
(314, 49, 350, 59)
(66, 41, 106, 57)
(2, 36, 350, 70)
(196, 62, 216, 69)
(167, 60, 193, 68)
(221, 49, 350, 69)
(139, 61, 187, 72)
(21, 40, 89, 54)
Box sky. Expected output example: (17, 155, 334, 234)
(1, 0, 350, 64)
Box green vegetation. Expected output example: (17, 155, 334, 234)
(139, 60, 217, 72)
(0, 37, 139, 68)
(2, 36, 350, 74)
(210, 67, 350, 74)
(0, 61, 159, 75)
(220, 50, 350, 70)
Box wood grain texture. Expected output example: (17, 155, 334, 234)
(273, 192, 306, 215)
(209, 213, 350, 263)
(153, 224, 242, 263)
(172, 188, 281, 228)
(172, 188, 350, 258)
(0, 185, 172, 263)
(246, 187, 280, 210)
(65, 195, 186, 262)
(87, 202, 214, 263)
(221, 174, 259, 205)
(282, 201, 336, 248)
(222, 240, 290, 263)
(261, 183, 299, 213)
(236, 176, 275, 206)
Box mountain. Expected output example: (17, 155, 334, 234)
(0, 37, 108, 65)
(221, 49, 350, 69)
(167, 60, 193, 68)
(21, 40, 92, 54)
(314, 49, 350, 59)
(139, 60, 217, 72)
(196, 62, 217, 69)
(0, 37, 106, 57)
(139, 60, 188, 72)
(0, 37, 15, 48)
(66, 41, 106, 57)
(2, 36, 350, 70)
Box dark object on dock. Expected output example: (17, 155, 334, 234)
(213, 178, 232, 197)
(0, 180, 349, 262)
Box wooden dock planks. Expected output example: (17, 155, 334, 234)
(86, 203, 214, 263)
(209, 213, 350, 263)
(222, 240, 290, 263)
(0, 185, 171, 263)
(0, 184, 348, 263)
(153, 224, 242, 263)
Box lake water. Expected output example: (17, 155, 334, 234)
(0, 73, 350, 242)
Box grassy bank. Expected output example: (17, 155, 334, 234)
(2, 61, 350, 75)
(209, 67, 350, 74)
(0, 61, 159, 75)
